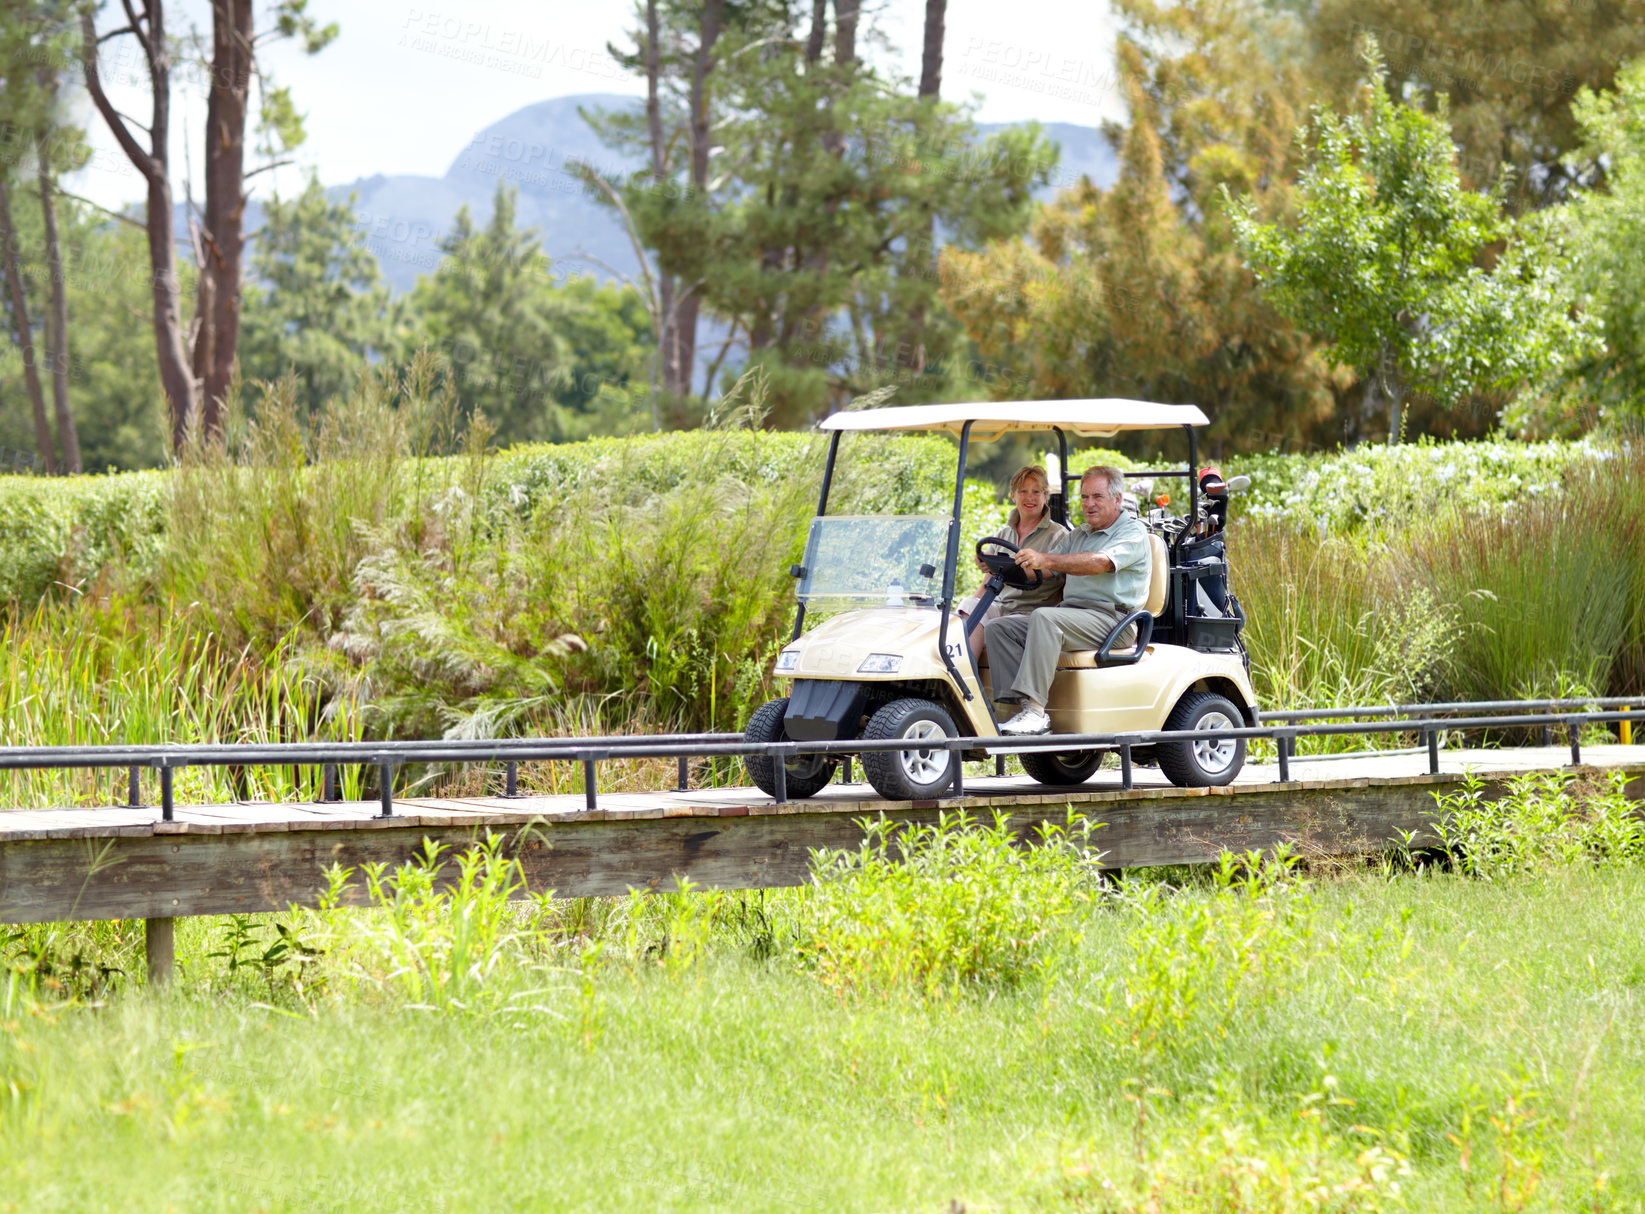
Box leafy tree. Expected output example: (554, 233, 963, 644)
(705, 30, 1054, 425)
(942, 0, 1345, 454)
(238, 174, 399, 414)
(0, 2, 86, 472)
(587, 0, 1053, 427)
(545, 273, 655, 438)
(83, 0, 336, 448)
(0, 199, 170, 471)
(1525, 56, 1645, 435)
(588, 0, 726, 410)
(1294, 0, 1645, 210)
(409, 182, 653, 443)
(1229, 45, 1597, 442)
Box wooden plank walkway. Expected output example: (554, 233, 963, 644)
(1, 745, 1641, 929)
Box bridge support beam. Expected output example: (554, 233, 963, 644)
(145, 916, 174, 986)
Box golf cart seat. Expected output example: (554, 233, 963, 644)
(1055, 531, 1169, 669)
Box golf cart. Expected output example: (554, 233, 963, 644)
(743, 399, 1258, 802)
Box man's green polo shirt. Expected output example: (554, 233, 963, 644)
(1053, 513, 1152, 610)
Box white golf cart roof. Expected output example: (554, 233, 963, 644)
(819, 398, 1209, 439)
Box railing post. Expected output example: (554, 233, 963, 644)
(1119, 740, 1134, 791)
(1275, 730, 1292, 784)
(839, 756, 853, 784)
(676, 755, 689, 792)
(504, 760, 519, 798)
(994, 753, 1006, 777)
(583, 756, 598, 811)
(378, 763, 395, 817)
(949, 745, 964, 799)
(772, 746, 789, 804)
(323, 763, 338, 802)
(1569, 720, 1582, 767)
(1426, 727, 1440, 775)
(127, 765, 143, 808)
(159, 764, 174, 823)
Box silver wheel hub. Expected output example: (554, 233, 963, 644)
(898, 720, 952, 785)
(1192, 711, 1237, 773)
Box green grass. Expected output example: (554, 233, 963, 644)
(4, 790, 1644, 1212)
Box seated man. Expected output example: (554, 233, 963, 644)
(987, 465, 1152, 736)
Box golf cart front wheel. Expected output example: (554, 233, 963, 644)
(861, 698, 958, 801)
(1019, 748, 1105, 786)
(744, 698, 838, 800)
(1157, 692, 1247, 788)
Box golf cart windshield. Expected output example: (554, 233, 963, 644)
(796, 515, 949, 606)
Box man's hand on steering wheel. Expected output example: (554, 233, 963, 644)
(976, 536, 1043, 589)
(1013, 546, 1053, 573)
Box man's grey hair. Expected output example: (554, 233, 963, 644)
(1080, 465, 1126, 498)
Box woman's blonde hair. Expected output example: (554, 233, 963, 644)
(1008, 464, 1051, 495)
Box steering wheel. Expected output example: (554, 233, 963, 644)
(975, 536, 1043, 589)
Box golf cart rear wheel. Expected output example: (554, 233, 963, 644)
(744, 698, 838, 800)
(1020, 748, 1105, 786)
(861, 698, 958, 801)
(1157, 691, 1246, 788)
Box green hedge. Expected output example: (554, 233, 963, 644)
(0, 433, 1621, 608)
(0, 470, 169, 602)
(0, 430, 965, 608)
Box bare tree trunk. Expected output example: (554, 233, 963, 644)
(833, 0, 858, 65)
(643, 0, 677, 419)
(194, 0, 253, 439)
(0, 173, 57, 474)
(1376, 344, 1403, 444)
(35, 143, 79, 473)
(82, 3, 200, 453)
(918, 0, 945, 98)
(900, 0, 946, 379)
(805, 0, 827, 63)
(672, 0, 723, 397)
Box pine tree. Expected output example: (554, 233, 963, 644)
(238, 175, 398, 414)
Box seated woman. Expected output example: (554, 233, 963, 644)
(962, 464, 1068, 660)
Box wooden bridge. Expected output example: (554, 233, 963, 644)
(3, 741, 1641, 981)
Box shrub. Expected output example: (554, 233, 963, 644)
(794, 810, 1105, 999)
(1234, 436, 1624, 538)
(0, 469, 168, 602)
(292, 834, 545, 1010)
(1102, 850, 1321, 1058)
(1429, 770, 1645, 879)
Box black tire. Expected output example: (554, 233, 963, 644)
(743, 698, 837, 800)
(860, 698, 959, 801)
(1157, 692, 1247, 788)
(1020, 748, 1105, 787)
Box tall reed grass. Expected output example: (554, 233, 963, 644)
(0, 600, 363, 808)
(1232, 445, 1645, 751)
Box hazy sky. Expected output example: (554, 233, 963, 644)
(68, 0, 1121, 210)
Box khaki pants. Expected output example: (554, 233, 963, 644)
(987, 602, 1131, 708)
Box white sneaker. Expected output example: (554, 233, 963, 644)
(1000, 705, 1051, 735)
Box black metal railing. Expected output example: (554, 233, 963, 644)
(0, 698, 1638, 820)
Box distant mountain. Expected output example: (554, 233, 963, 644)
(333, 93, 1118, 294)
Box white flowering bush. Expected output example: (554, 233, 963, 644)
(1232, 436, 1626, 536)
